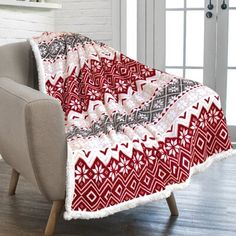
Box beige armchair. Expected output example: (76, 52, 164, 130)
(0, 42, 178, 235)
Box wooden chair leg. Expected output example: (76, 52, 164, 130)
(44, 200, 64, 236)
(8, 169, 20, 196)
(166, 193, 179, 216)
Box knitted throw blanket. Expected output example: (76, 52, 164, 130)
(30, 32, 233, 220)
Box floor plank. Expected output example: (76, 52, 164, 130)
(0, 155, 236, 236)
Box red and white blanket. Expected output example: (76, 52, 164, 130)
(30, 32, 233, 220)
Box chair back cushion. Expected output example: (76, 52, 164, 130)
(0, 42, 38, 89)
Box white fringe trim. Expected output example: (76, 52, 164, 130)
(28, 39, 46, 93)
(64, 148, 236, 220)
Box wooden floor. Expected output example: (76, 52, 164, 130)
(0, 156, 236, 236)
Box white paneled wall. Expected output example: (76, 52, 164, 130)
(55, 0, 113, 45)
(0, 0, 113, 46)
(0, 6, 55, 46)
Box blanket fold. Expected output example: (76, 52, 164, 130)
(30, 32, 234, 220)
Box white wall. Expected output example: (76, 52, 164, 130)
(55, 0, 113, 45)
(0, 0, 113, 47)
(0, 6, 55, 46)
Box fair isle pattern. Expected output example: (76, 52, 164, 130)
(67, 86, 224, 165)
(30, 32, 233, 220)
(38, 33, 105, 60)
(71, 100, 231, 213)
(67, 78, 199, 139)
(45, 54, 156, 118)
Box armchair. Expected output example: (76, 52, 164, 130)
(0, 42, 178, 235)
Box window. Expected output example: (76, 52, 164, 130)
(126, 0, 137, 60)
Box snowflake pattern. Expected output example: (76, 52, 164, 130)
(103, 83, 111, 92)
(46, 85, 54, 96)
(190, 120, 198, 130)
(75, 166, 89, 183)
(108, 162, 119, 181)
(88, 90, 101, 100)
(145, 149, 156, 164)
(119, 157, 131, 175)
(208, 109, 220, 124)
(133, 153, 145, 171)
(91, 61, 101, 72)
(93, 165, 105, 182)
(168, 85, 179, 93)
(159, 147, 169, 162)
(115, 80, 127, 92)
(56, 81, 64, 93)
(166, 139, 180, 156)
(153, 99, 164, 109)
(199, 113, 208, 128)
(168, 96, 177, 105)
(103, 58, 112, 70)
(121, 55, 131, 63)
(141, 66, 154, 77)
(70, 99, 80, 111)
(179, 129, 191, 146)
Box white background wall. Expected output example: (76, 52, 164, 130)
(55, 0, 113, 46)
(0, 6, 54, 46)
(0, 0, 113, 46)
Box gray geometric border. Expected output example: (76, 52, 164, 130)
(39, 33, 105, 61)
(67, 78, 200, 139)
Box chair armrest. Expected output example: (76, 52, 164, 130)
(0, 78, 67, 200)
